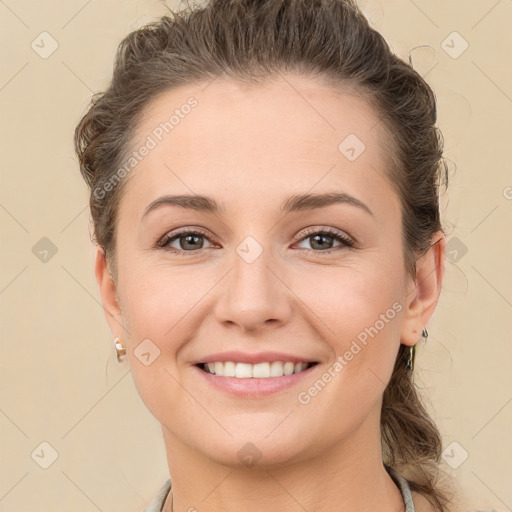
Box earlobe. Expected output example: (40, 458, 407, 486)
(94, 246, 124, 337)
(400, 232, 446, 347)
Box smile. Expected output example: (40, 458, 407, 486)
(198, 361, 317, 378)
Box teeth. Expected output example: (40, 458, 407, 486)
(235, 362, 253, 378)
(202, 361, 311, 378)
(283, 362, 295, 375)
(253, 362, 270, 378)
(223, 361, 236, 377)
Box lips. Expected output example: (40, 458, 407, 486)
(192, 359, 319, 397)
(192, 350, 318, 366)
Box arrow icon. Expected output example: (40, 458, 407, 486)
(32, 237, 58, 262)
(338, 134, 365, 161)
(441, 440, 468, 469)
(134, 339, 161, 365)
(236, 236, 263, 263)
(441, 31, 468, 59)
(448, 249, 458, 260)
(237, 442, 263, 467)
(35, 449, 45, 458)
(31, 31, 59, 59)
(31, 441, 59, 468)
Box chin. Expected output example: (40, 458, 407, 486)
(197, 431, 313, 470)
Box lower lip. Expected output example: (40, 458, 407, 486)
(192, 364, 318, 398)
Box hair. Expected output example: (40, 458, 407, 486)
(74, 0, 454, 509)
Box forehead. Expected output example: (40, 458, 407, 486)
(120, 73, 398, 218)
(133, 73, 389, 158)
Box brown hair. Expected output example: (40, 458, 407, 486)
(74, 0, 454, 509)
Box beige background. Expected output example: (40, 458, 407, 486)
(1, 0, 511, 510)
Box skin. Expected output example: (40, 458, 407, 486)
(95, 72, 445, 512)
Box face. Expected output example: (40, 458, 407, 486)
(97, 73, 442, 468)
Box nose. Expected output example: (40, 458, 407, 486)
(213, 244, 293, 333)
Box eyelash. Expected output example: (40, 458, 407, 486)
(157, 226, 355, 256)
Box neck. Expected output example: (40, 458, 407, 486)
(161, 412, 405, 512)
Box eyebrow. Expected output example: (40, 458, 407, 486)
(141, 191, 374, 220)
(282, 192, 373, 217)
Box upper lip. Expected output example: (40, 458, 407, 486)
(192, 351, 318, 365)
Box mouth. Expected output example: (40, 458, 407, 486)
(195, 361, 319, 378)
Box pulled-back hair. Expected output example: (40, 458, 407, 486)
(74, 0, 454, 509)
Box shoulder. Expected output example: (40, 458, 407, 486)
(142, 479, 172, 512)
(411, 491, 438, 512)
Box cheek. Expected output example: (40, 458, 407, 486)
(292, 267, 404, 424)
(117, 257, 196, 337)
(303, 258, 403, 328)
(117, 264, 217, 398)
(115, 261, 188, 409)
(296, 259, 404, 373)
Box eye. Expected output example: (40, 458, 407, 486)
(157, 228, 215, 254)
(157, 226, 355, 255)
(294, 227, 355, 253)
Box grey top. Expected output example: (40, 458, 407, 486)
(142, 464, 415, 512)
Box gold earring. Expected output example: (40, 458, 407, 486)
(114, 337, 126, 363)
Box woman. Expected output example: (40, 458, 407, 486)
(74, 0, 457, 510)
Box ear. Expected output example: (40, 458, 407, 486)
(94, 246, 125, 338)
(400, 231, 446, 347)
